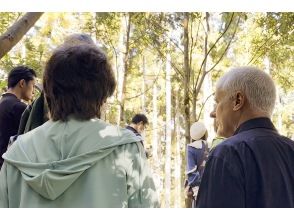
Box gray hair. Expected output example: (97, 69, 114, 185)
(63, 33, 95, 45)
(216, 66, 277, 115)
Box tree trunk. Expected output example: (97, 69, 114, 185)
(152, 81, 161, 205)
(192, 13, 210, 122)
(174, 94, 182, 208)
(92, 13, 107, 121)
(202, 71, 214, 141)
(183, 12, 191, 146)
(141, 55, 146, 113)
(165, 43, 172, 208)
(0, 12, 43, 59)
(117, 13, 131, 125)
(200, 13, 214, 141)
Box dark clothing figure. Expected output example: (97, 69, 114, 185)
(0, 93, 26, 167)
(196, 117, 294, 208)
(185, 140, 208, 208)
(126, 125, 150, 158)
(186, 140, 208, 187)
(18, 93, 48, 135)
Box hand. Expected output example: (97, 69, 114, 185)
(184, 185, 194, 199)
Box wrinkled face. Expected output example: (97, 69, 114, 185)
(20, 78, 36, 101)
(210, 89, 239, 138)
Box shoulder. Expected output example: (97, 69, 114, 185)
(209, 134, 248, 164)
(0, 95, 26, 111)
(12, 100, 27, 113)
(206, 137, 248, 179)
(94, 120, 141, 141)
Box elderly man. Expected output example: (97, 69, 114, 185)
(196, 66, 294, 208)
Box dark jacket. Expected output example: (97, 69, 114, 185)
(196, 117, 294, 208)
(0, 93, 26, 167)
(18, 93, 48, 135)
(186, 140, 208, 187)
(126, 125, 150, 158)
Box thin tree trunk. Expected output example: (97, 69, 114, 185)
(92, 13, 107, 121)
(0, 12, 43, 59)
(193, 13, 210, 122)
(200, 13, 213, 141)
(142, 55, 146, 113)
(116, 14, 125, 124)
(174, 94, 182, 208)
(202, 72, 214, 141)
(117, 13, 131, 125)
(120, 13, 131, 125)
(191, 92, 197, 122)
(165, 42, 172, 208)
(152, 81, 161, 205)
(183, 12, 191, 146)
(152, 83, 159, 161)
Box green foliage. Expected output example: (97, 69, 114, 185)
(250, 13, 294, 91)
(0, 12, 23, 34)
(0, 80, 7, 94)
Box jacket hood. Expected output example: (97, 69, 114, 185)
(2, 118, 141, 200)
(188, 140, 207, 149)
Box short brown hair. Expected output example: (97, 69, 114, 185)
(43, 44, 116, 121)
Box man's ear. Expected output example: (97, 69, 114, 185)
(18, 79, 26, 88)
(233, 91, 245, 111)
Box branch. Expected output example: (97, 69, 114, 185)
(206, 15, 241, 74)
(189, 15, 194, 72)
(247, 32, 276, 65)
(100, 20, 120, 75)
(196, 92, 215, 121)
(125, 68, 162, 100)
(141, 30, 184, 78)
(250, 40, 278, 65)
(0, 12, 44, 59)
(144, 16, 185, 53)
(194, 12, 235, 92)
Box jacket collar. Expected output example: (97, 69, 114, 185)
(126, 125, 141, 137)
(1, 92, 18, 100)
(234, 117, 277, 135)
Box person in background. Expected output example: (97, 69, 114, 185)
(126, 113, 151, 157)
(0, 43, 159, 208)
(126, 113, 148, 138)
(196, 66, 294, 207)
(185, 121, 209, 208)
(0, 66, 36, 168)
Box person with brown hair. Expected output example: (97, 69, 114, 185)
(0, 42, 159, 208)
(17, 33, 95, 135)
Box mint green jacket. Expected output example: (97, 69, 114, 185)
(0, 118, 159, 208)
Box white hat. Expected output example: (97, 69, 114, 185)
(190, 121, 207, 140)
